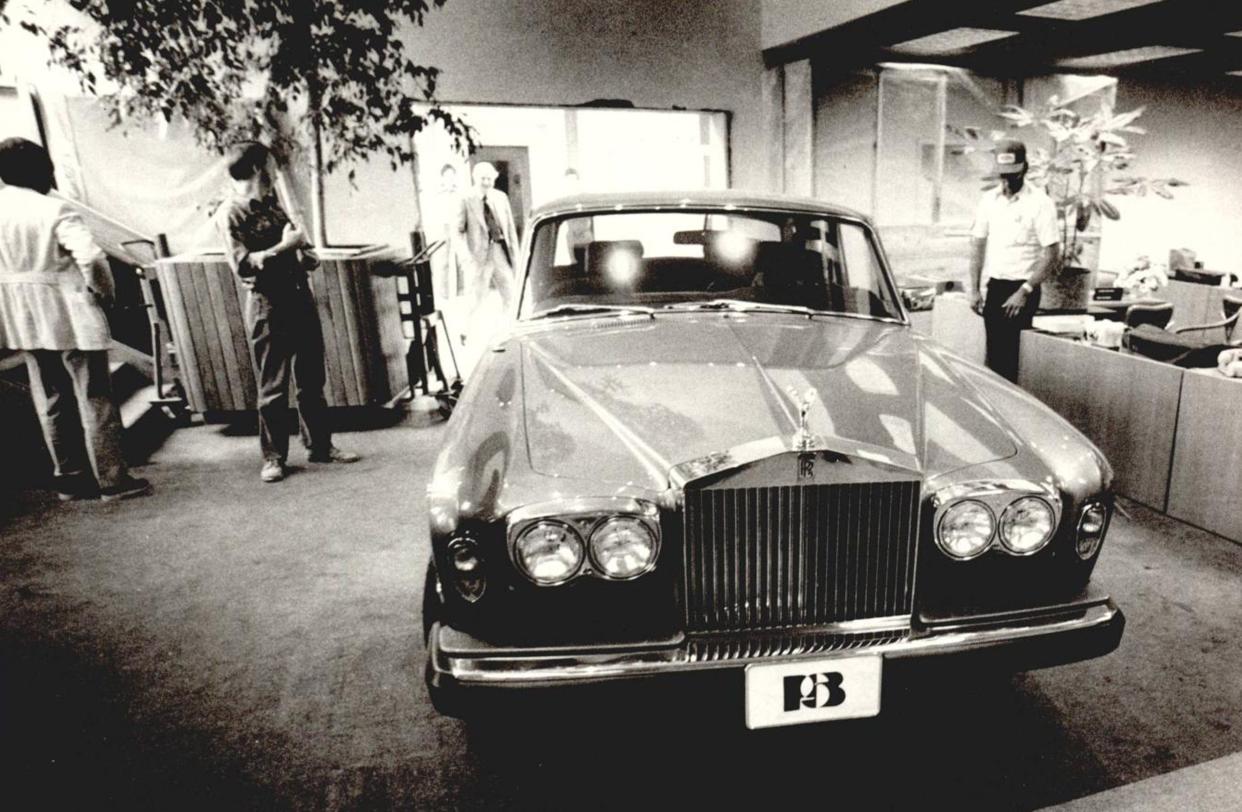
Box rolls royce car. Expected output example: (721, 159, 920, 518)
(422, 191, 1123, 729)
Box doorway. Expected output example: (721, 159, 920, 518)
(472, 146, 532, 240)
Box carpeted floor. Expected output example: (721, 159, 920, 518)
(1, 416, 1240, 810)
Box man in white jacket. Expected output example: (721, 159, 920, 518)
(0, 138, 150, 501)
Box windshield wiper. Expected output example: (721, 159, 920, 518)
(662, 299, 820, 317)
(529, 303, 656, 320)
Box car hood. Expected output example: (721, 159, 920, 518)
(518, 314, 1020, 490)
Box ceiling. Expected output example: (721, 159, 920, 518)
(762, 0, 1242, 81)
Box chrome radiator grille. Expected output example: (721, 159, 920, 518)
(682, 481, 921, 632)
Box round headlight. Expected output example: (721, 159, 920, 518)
(513, 521, 584, 585)
(1076, 502, 1108, 560)
(999, 497, 1056, 555)
(589, 517, 659, 579)
(937, 500, 995, 560)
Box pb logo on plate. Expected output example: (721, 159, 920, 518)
(784, 671, 846, 711)
(745, 656, 882, 729)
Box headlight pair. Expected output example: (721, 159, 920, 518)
(936, 496, 1055, 561)
(514, 515, 660, 585)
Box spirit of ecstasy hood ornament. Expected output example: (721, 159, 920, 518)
(787, 386, 818, 451)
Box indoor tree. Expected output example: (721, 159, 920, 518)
(3, 0, 473, 245)
(996, 98, 1186, 271)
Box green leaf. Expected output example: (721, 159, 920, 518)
(1098, 199, 1121, 220)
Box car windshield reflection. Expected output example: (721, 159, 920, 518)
(520, 209, 905, 322)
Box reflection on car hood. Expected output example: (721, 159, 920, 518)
(518, 314, 1019, 490)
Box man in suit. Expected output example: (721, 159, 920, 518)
(0, 137, 151, 501)
(461, 162, 518, 316)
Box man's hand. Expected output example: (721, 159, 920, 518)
(1002, 287, 1029, 318)
(282, 223, 306, 248)
(970, 290, 984, 316)
(251, 249, 273, 270)
(89, 286, 115, 309)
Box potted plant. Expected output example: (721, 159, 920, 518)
(995, 98, 1186, 310)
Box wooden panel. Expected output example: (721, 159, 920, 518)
(155, 251, 394, 413)
(314, 261, 352, 406)
(370, 274, 411, 398)
(224, 275, 259, 408)
(154, 264, 208, 412)
(1167, 369, 1242, 543)
(182, 264, 225, 410)
(201, 261, 249, 410)
(1019, 331, 1183, 510)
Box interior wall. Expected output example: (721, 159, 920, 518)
(1098, 77, 1242, 279)
(813, 69, 876, 215)
(407, 0, 768, 192)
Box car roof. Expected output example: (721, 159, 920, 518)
(530, 190, 872, 222)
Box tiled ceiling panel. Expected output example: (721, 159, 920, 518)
(761, 0, 1242, 79)
(891, 27, 1019, 55)
(1057, 45, 1202, 69)
(1017, 0, 1164, 21)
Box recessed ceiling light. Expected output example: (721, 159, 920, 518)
(890, 27, 1018, 55)
(1228, 70, 1242, 77)
(1227, 30, 1242, 38)
(1018, 0, 1163, 21)
(1057, 45, 1202, 69)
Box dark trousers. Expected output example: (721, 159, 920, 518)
(246, 287, 331, 462)
(25, 349, 128, 491)
(983, 279, 1041, 383)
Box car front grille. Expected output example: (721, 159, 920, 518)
(682, 481, 921, 633)
(686, 628, 910, 663)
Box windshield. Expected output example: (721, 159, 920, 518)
(519, 209, 904, 321)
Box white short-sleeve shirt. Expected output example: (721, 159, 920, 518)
(971, 183, 1059, 285)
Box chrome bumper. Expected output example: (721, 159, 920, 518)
(428, 598, 1124, 690)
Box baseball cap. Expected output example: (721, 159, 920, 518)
(994, 139, 1027, 175)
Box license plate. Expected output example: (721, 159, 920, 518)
(744, 655, 882, 729)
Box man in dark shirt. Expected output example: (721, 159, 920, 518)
(218, 141, 358, 482)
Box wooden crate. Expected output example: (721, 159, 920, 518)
(155, 248, 401, 413)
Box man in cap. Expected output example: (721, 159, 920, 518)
(217, 141, 358, 482)
(969, 138, 1060, 382)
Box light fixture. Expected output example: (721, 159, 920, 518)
(1056, 46, 1201, 70)
(1018, 0, 1163, 21)
(890, 28, 1018, 55)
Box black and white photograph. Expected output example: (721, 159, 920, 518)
(2, 1, 1241, 809)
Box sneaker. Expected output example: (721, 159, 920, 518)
(260, 460, 286, 483)
(57, 488, 99, 502)
(308, 445, 360, 464)
(54, 475, 98, 502)
(99, 477, 152, 502)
